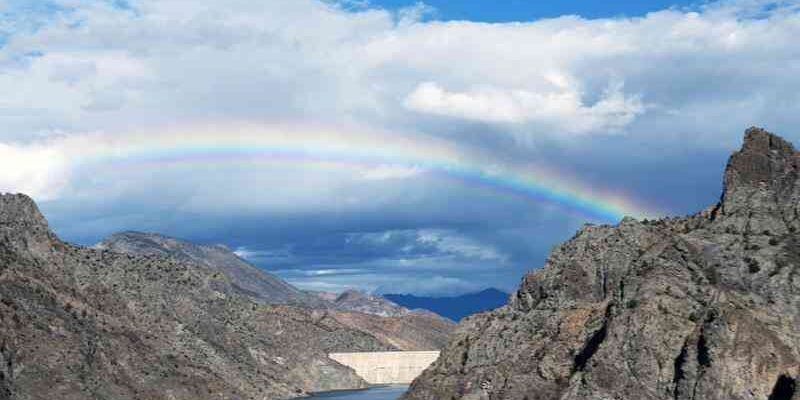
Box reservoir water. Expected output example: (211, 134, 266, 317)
(310, 385, 408, 400)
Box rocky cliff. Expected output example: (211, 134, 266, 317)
(0, 195, 395, 400)
(403, 127, 800, 400)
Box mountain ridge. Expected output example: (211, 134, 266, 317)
(384, 288, 509, 321)
(95, 230, 326, 307)
(96, 231, 456, 351)
(403, 127, 800, 400)
(0, 198, 394, 399)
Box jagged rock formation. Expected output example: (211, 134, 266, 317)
(96, 231, 325, 307)
(403, 128, 800, 400)
(0, 195, 396, 400)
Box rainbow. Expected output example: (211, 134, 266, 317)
(70, 124, 656, 222)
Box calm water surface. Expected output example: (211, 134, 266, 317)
(310, 385, 408, 400)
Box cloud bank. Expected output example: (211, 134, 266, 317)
(1, 0, 799, 294)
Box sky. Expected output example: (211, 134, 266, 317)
(1, 0, 800, 295)
(367, 0, 700, 21)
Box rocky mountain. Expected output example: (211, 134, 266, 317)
(302, 290, 456, 350)
(385, 288, 509, 321)
(323, 289, 411, 317)
(0, 194, 396, 400)
(403, 128, 800, 400)
(96, 233, 456, 352)
(96, 231, 325, 307)
(327, 309, 455, 351)
(301, 290, 455, 350)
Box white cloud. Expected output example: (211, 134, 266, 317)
(0, 140, 70, 200)
(233, 246, 273, 260)
(362, 164, 425, 180)
(415, 229, 507, 262)
(285, 271, 485, 296)
(275, 268, 366, 277)
(373, 275, 482, 296)
(404, 81, 644, 133)
(351, 228, 508, 263)
(0, 0, 798, 144)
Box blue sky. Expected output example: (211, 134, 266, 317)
(1, 0, 799, 295)
(370, 0, 700, 21)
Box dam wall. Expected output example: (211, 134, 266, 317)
(328, 351, 440, 384)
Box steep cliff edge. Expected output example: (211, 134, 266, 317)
(0, 194, 392, 400)
(403, 127, 800, 400)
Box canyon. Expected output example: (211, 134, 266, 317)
(403, 128, 800, 399)
(0, 197, 452, 399)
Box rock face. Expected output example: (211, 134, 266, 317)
(96, 231, 325, 307)
(403, 128, 800, 400)
(0, 194, 395, 400)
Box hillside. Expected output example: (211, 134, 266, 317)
(327, 310, 455, 351)
(309, 290, 456, 350)
(403, 128, 800, 400)
(0, 195, 393, 400)
(324, 289, 411, 317)
(97, 233, 456, 352)
(96, 231, 325, 307)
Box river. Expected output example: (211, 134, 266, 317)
(309, 385, 408, 400)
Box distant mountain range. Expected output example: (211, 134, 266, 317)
(384, 288, 510, 321)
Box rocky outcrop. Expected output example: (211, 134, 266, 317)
(96, 231, 325, 307)
(0, 194, 394, 400)
(403, 127, 800, 400)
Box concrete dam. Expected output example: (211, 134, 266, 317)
(329, 351, 440, 384)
